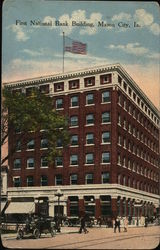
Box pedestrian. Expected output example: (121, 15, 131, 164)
(114, 217, 120, 233)
(79, 216, 88, 234)
(123, 217, 128, 232)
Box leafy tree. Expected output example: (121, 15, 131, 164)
(1, 88, 70, 165)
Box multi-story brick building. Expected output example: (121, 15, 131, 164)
(4, 64, 160, 223)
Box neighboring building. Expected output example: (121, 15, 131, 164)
(4, 64, 160, 222)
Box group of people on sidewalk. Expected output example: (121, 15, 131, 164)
(113, 217, 128, 233)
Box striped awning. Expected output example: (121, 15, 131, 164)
(5, 202, 35, 214)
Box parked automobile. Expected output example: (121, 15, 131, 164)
(16, 216, 56, 239)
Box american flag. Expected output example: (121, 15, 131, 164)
(64, 36, 87, 55)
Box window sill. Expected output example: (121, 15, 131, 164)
(101, 101, 111, 104)
(85, 104, 95, 107)
(69, 165, 78, 167)
(85, 124, 94, 127)
(101, 122, 111, 125)
(84, 164, 94, 166)
(26, 149, 35, 151)
(101, 142, 111, 145)
(70, 145, 79, 147)
(26, 167, 35, 169)
(40, 166, 48, 168)
(70, 106, 79, 109)
(40, 148, 48, 150)
(69, 126, 79, 128)
(56, 108, 64, 110)
(85, 144, 95, 146)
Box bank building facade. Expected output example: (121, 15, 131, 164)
(3, 64, 160, 225)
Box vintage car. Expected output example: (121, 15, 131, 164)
(16, 216, 56, 239)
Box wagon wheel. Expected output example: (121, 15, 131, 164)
(50, 227, 56, 237)
(16, 229, 24, 240)
(33, 228, 40, 239)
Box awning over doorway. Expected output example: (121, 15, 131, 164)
(5, 202, 35, 214)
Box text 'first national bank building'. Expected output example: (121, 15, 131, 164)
(4, 64, 160, 221)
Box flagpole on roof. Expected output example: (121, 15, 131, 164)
(63, 32, 65, 73)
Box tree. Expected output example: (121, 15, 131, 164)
(1, 88, 70, 166)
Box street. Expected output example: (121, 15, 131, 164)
(1, 226, 160, 249)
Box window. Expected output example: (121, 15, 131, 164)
(54, 82, 64, 92)
(86, 153, 94, 164)
(41, 138, 48, 148)
(102, 152, 110, 163)
(27, 176, 34, 187)
(70, 154, 78, 165)
(100, 74, 112, 84)
(56, 138, 63, 147)
(118, 154, 121, 165)
(118, 75, 122, 84)
(69, 79, 79, 89)
(102, 132, 110, 143)
(16, 140, 21, 151)
(123, 176, 126, 185)
(86, 133, 94, 144)
(86, 114, 94, 125)
(84, 77, 95, 87)
(69, 196, 79, 216)
(27, 158, 34, 168)
(71, 135, 78, 146)
(70, 116, 78, 127)
(102, 112, 110, 123)
(118, 114, 121, 125)
(55, 156, 63, 167)
(123, 82, 127, 91)
(71, 96, 79, 107)
(70, 174, 78, 185)
(102, 172, 110, 183)
(118, 175, 121, 184)
(13, 177, 21, 187)
(86, 93, 94, 105)
(41, 156, 48, 167)
(27, 139, 35, 150)
(39, 84, 49, 94)
(85, 173, 93, 184)
(102, 91, 110, 103)
(13, 158, 21, 169)
(56, 98, 63, 109)
(41, 175, 48, 186)
(55, 174, 63, 185)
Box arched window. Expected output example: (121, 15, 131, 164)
(118, 174, 121, 184)
(123, 176, 126, 186)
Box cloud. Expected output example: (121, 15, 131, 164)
(8, 24, 30, 41)
(134, 9, 153, 26)
(109, 43, 149, 56)
(112, 12, 131, 21)
(134, 8, 159, 36)
(21, 48, 50, 57)
(149, 23, 160, 35)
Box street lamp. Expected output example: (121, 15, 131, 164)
(55, 189, 63, 232)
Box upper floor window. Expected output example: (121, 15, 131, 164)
(86, 133, 94, 144)
(55, 156, 63, 167)
(71, 96, 79, 107)
(86, 153, 94, 164)
(41, 175, 48, 186)
(54, 82, 64, 92)
(102, 172, 110, 184)
(100, 74, 112, 84)
(56, 138, 63, 148)
(102, 112, 110, 123)
(55, 174, 63, 185)
(16, 140, 21, 151)
(85, 173, 93, 184)
(39, 84, 49, 94)
(70, 154, 78, 165)
(27, 139, 35, 150)
(41, 156, 48, 168)
(86, 114, 94, 125)
(13, 158, 21, 169)
(27, 158, 35, 168)
(13, 177, 21, 187)
(70, 174, 78, 185)
(102, 152, 110, 163)
(69, 79, 79, 90)
(70, 116, 78, 127)
(102, 131, 110, 143)
(41, 138, 48, 149)
(102, 91, 110, 103)
(84, 77, 95, 87)
(56, 98, 63, 109)
(27, 176, 34, 187)
(86, 93, 94, 105)
(71, 135, 78, 146)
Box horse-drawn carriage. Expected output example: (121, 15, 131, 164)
(16, 216, 56, 239)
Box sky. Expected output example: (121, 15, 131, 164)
(2, 0, 160, 109)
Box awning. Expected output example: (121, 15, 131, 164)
(5, 202, 35, 214)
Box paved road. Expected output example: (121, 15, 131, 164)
(1, 226, 160, 249)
